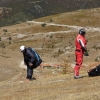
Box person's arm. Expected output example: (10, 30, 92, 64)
(27, 50, 35, 66)
(78, 39, 87, 51)
(22, 53, 27, 65)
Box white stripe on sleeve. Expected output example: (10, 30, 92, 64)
(78, 39, 84, 47)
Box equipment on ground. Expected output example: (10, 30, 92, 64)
(88, 64, 100, 76)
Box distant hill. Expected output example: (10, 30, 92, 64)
(0, 0, 100, 27)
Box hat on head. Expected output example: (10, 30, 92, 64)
(20, 45, 25, 51)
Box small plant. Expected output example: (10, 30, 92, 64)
(9, 41, 11, 44)
(41, 23, 46, 27)
(3, 29, 7, 32)
(50, 19, 53, 22)
(4, 33, 6, 35)
(95, 56, 100, 62)
(8, 36, 12, 40)
(0, 42, 5, 53)
(61, 58, 71, 74)
(49, 34, 53, 38)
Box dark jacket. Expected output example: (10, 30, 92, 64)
(23, 47, 37, 65)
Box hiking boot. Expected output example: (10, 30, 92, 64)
(74, 76, 83, 79)
(32, 77, 36, 80)
(29, 77, 36, 81)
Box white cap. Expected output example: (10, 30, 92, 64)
(20, 45, 25, 51)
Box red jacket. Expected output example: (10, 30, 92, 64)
(75, 34, 87, 53)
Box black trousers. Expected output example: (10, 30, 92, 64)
(26, 62, 41, 79)
(26, 64, 34, 79)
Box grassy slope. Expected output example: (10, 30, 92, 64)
(0, 8, 100, 100)
(0, 0, 100, 27)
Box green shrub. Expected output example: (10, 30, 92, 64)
(41, 23, 46, 27)
(3, 29, 7, 32)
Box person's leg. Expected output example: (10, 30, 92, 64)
(74, 52, 83, 78)
(26, 64, 34, 80)
(74, 65, 80, 76)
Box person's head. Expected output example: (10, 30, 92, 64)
(79, 29, 86, 36)
(20, 45, 26, 52)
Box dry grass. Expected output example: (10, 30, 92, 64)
(35, 8, 100, 27)
(0, 7, 100, 100)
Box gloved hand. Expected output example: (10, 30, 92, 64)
(84, 50, 89, 56)
(29, 63, 33, 66)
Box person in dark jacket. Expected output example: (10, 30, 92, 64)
(20, 45, 42, 81)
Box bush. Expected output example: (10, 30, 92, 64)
(41, 23, 46, 27)
(3, 29, 7, 32)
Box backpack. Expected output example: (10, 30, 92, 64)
(32, 48, 42, 63)
(28, 47, 42, 67)
(88, 64, 100, 77)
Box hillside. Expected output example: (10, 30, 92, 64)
(0, 0, 100, 26)
(0, 8, 100, 100)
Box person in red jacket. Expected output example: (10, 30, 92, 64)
(74, 29, 88, 79)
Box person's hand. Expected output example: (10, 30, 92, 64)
(84, 50, 89, 56)
(29, 63, 33, 66)
(39, 63, 43, 68)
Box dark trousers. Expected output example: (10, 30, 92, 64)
(26, 62, 41, 79)
(26, 64, 34, 79)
